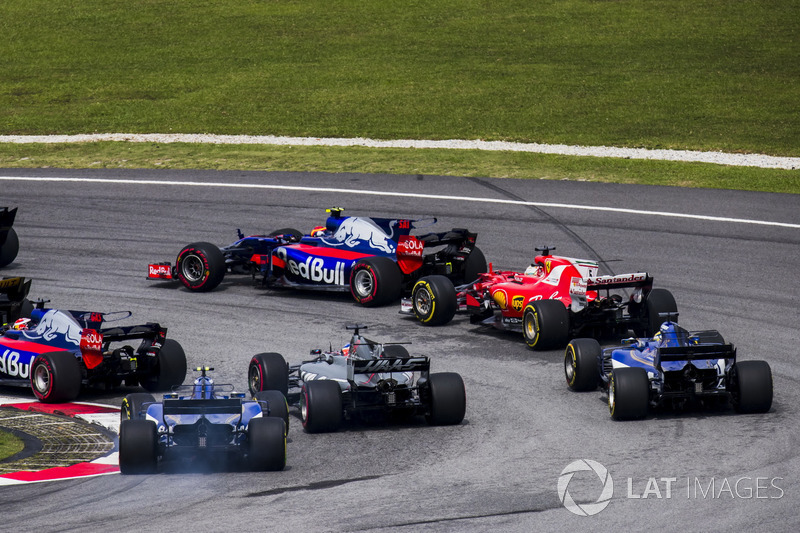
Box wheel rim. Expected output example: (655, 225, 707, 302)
(565, 352, 575, 383)
(608, 376, 616, 412)
(352, 270, 374, 298)
(524, 310, 538, 339)
(180, 254, 205, 282)
(32, 363, 51, 394)
(248, 365, 261, 392)
(413, 287, 432, 316)
(301, 391, 309, 424)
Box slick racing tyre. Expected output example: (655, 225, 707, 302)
(268, 228, 303, 242)
(301, 380, 342, 433)
(255, 390, 290, 433)
(411, 275, 457, 326)
(249, 352, 289, 397)
(349, 256, 403, 307)
(522, 300, 570, 350)
(383, 344, 410, 358)
(140, 339, 187, 392)
(30, 351, 81, 403)
(730, 360, 773, 414)
(120, 392, 156, 424)
(425, 372, 466, 426)
(609, 367, 649, 421)
(175, 241, 226, 292)
(119, 419, 158, 475)
(565, 338, 601, 392)
(0, 227, 19, 267)
(248, 417, 286, 471)
(642, 288, 678, 336)
(459, 246, 487, 285)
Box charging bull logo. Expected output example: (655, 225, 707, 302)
(325, 217, 397, 253)
(23, 310, 81, 346)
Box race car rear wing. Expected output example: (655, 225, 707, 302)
(587, 273, 653, 291)
(656, 344, 737, 368)
(163, 398, 243, 417)
(348, 356, 430, 380)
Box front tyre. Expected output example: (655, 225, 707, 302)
(0, 227, 19, 267)
(565, 339, 601, 391)
(140, 339, 187, 392)
(119, 419, 158, 475)
(522, 300, 570, 350)
(175, 241, 226, 292)
(249, 352, 289, 397)
(248, 417, 286, 471)
(255, 390, 290, 433)
(642, 288, 678, 336)
(30, 351, 81, 403)
(349, 256, 403, 307)
(731, 360, 773, 414)
(425, 372, 466, 426)
(411, 275, 457, 326)
(301, 380, 342, 433)
(609, 367, 649, 421)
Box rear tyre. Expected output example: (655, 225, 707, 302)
(642, 288, 678, 336)
(255, 390, 290, 433)
(121, 392, 156, 424)
(248, 417, 286, 471)
(459, 246, 487, 285)
(425, 372, 466, 426)
(30, 351, 81, 403)
(0, 227, 19, 267)
(140, 339, 187, 392)
(119, 419, 158, 475)
(248, 352, 289, 397)
(382, 344, 410, 358)
(349, 256, 403, 307)
(411, 275, 457, 326)
(176, 241, 226, 292)
(522, 300, 570, 350)
(565, 338, 601, 391)
(301, 380, 342, 433)
(731, 360, 773, 414)
(609, 367, 649, 420)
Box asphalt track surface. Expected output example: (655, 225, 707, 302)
(1, 168, 798, 532)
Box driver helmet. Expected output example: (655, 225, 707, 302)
(12, 318, 31, 330)
(525, 263, 543, 277)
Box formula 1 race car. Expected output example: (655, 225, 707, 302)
(148, 208, 485, 306)
(119, 366, 287, 474)
(401, 246, 677, 350)
(564, 318, 773, 420)
(247, 324, 466, 433)
(0, 276, 186, 403)
(0, 207, 19, 268)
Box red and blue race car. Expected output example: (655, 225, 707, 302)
(148, 208, 485, 306)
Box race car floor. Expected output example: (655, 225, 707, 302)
(0, 396, 120, 484)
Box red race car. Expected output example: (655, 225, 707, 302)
(401, 246, 677, 350)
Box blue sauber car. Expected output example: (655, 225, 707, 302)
(119, 367, 287, 474)
(564, 318, 773, 420)
(0, 276, 186, 403)
(148, 208, 484, 306)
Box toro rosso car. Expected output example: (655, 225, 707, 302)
(247, 324, 466, 433)
(1, 207, 19, 268)
(119, 367, 287, 474)
(564, 318, 773, 420)
(401, 246, 677, 350)
(148, 208, 485, 307)
(0, 276, 186, 403)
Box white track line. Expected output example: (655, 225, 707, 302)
(1, 133, 798, 170)
(1, 175, 797, 229)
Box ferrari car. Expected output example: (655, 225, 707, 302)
(247, 324, 466, 433)
(119, 366, 287, 474)
(564, 318, 773, 420)
(0, 276, 186, 403)
(401, 246, 677, 350)
(148, 207, 485, 306)
(0, 207, 18, 268)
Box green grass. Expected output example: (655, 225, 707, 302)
(2, 142, 799, 194)
(0, 429, 24, 462)
(1, 1, 798, 191)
